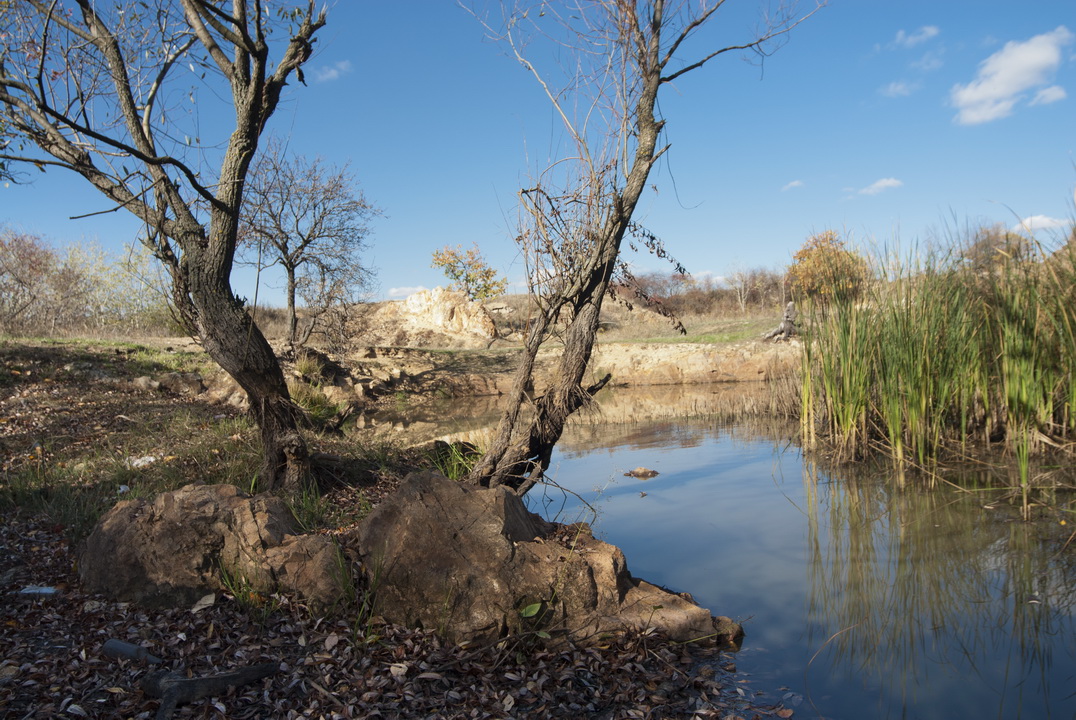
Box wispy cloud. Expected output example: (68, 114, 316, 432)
(1014, 215, 1068, 232)
(312, 60, 353, 83)
(950, 26, 1074, 125)
(781, 180, 804, 191)
(388, 285, 427, 299)
(880, 80, 917, 97)
(894, 26, 940, 49)
(911, 51, 944, 72)
(859, 178, 904, 195)
(1030, 85, 1067, 105)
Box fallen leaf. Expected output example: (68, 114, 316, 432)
(191, 593, 216, 612)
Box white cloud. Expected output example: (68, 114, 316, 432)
(911, 51, 944, 72)
(388, 285, 427, 299)
(312, 60, 353, 83)
(781, 180, 804, 191)
(1014, 215, 1068, 232)
(880, 80, 916, 97)
(950, 26, 1074, 125)
(859, 178, 903, 195)
(894, 26, 940, 48)
(1030, 85, 1067, 105)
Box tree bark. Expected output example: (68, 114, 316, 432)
(186, 242, 308, 491)
(762, 301, 797, 341)
(286, 265, 299, 349)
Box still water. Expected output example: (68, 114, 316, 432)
(522, 418, 1076, 720)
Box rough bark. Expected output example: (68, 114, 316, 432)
(762, 301, 798, 341)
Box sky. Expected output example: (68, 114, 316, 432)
(2, 0, 1074, 304)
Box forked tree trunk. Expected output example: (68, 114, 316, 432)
(467, 257, 618, 494)
(488, 299, 612, 494)
(461, 0, 818, 495)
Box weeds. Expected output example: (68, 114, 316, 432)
(288, 378, 343, 428)
(798, 230, 1076, 496)
(427, 440, 481, 480)
(287, 482, 334, 532)
(218, 562, 281, 625)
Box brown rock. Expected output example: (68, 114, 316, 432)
(157, 372, 206, 396)
(356, 471, 743, 647)
(79, 483, 345, 609)
(263, 534, 347, 609)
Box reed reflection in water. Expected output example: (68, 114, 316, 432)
(538, 418, 1076, 720)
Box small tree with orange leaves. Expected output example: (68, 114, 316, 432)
(787, 231, 870, 303)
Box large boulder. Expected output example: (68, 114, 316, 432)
(357, 471, 743, 647)
(79, 483, 344, 609)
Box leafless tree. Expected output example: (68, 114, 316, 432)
(240, 137, 380, 350)
(465, 0, 822, 494)
(0, 1, 326, 490)
(728, 267, 752, 314)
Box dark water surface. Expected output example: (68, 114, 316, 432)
(522, 418, 1076, 720)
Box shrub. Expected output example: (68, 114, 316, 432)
(431, 243, 508, 300)
(787, 231, 871, 303)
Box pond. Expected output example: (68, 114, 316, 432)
(423, 392, 1076, 720)
(525, 415, 1076, 720)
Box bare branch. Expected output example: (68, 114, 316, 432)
(466, 0, 819, 491)
(179, 0, 236, 76)
(661, 1, 826, 84)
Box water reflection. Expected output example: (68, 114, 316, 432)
(802, 459, 1076, 720)
(526, 410, 1076, 720)
(361, 381, 782, 448)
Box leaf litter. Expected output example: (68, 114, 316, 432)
(1, 514, 803, 719)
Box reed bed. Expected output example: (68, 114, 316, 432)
(799, 236, 1076, 492)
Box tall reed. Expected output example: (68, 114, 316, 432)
(799, 230, 1076, 489)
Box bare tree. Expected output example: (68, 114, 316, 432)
(728, 267, 752, 314)
(240, 137, 380, 349)
(466, 0, 821, 494)
(0, 1, 326, 490)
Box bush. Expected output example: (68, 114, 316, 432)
(787, 231, 870, 303)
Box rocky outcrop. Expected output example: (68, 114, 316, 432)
(79, 483, 345, 609)
(357, 471, 743, 647)
(359, 287, 497, 349)
(81, 475, 742, 648)
(589, 340, 798, 386)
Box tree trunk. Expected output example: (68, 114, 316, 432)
(188, 254, 307, 492)
(468, 279, 613, 495)
(286, 265, 299, 349)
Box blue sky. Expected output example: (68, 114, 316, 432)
(3, 1, 1074, 304)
